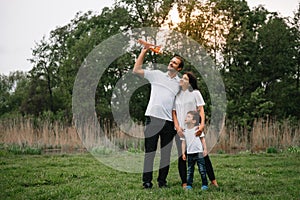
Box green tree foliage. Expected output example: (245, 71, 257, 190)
(256, 17, 298, 118)
(116, 0, 175, 26)
(0, 72, 29, 117)
(1, 0, 299, 127)
(220, 5, 273, 126)
(15, 0, 177, 122)
(175, 0, 233, 62)
(174, 0, 299, 126)
(23, 7, 136, 121)
(214, 1, 299, 125)
(0, 74, 11, 116)
(290, 3, 300, 118)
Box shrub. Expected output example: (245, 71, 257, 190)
(217, 149, 225, 154)
(266, 146, 278, 154)
(287, 146, 300, 153)
(7, 144, 42, 155)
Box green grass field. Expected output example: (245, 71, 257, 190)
(1, 148, 299, 200)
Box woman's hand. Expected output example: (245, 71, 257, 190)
(195, 124, 205, 136)
(176, 126, 184, 138)
(203, 148, 207, 157)
(182, 153, 186, 161)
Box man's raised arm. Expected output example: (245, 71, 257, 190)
(133, 48, 148, 77)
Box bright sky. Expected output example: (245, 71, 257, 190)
(0, 0, 299, 75)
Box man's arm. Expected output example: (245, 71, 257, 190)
(172, 110, 184, 138)
(133, 48, 148, 77)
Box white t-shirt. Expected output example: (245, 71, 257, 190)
(173, 89, 205, 128)
(182, 127, 205, 154)
(144, 70, 180, 121)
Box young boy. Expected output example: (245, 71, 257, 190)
(181, 110, 208, 190)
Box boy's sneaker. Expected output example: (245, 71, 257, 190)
(201, 185, 208, 190)
(182, 183, 187, 189)
(143, 182, 153, 189)
(185, 185, 192, 190)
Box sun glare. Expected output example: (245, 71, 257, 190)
(167, 4, 181, 27)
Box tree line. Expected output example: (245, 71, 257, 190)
(1, 0, 299, 129)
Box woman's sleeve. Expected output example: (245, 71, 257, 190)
(193, 90, 205, 106)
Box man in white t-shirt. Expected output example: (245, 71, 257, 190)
(133, 45, 184, 189)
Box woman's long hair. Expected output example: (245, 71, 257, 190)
(185, 72, 199, 91)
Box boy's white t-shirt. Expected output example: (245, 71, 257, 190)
(182, 127, 205, 154)
(144, 70, 180, 121)
(173, 89, 205, 128)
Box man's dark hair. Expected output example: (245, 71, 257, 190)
(174, 55, 184, 69)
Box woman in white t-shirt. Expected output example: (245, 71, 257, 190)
(172, 72, 219, 188)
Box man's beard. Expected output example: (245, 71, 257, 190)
(168, 66, 177, 73)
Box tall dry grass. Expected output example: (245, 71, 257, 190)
(215, 118, 300, 153)
(0, 117, 84, 152)
(0, 117, 299, 153)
